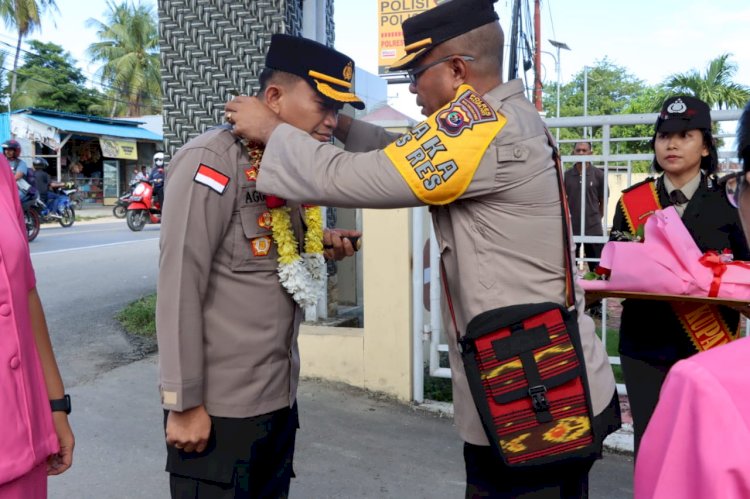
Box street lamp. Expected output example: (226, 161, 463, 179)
(548, 39, 570, 141)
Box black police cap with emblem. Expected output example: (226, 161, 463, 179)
(389, 0, 499, 71)
(655, 95, 712, 133)
(265, 34, 365, 110)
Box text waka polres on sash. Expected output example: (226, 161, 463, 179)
(384, 85, 506, 205)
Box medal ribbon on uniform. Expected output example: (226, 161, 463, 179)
(247, 142, 326, 308)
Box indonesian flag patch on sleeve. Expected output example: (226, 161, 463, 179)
(193, 163, 230, 194)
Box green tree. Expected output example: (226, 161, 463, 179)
(86, 0, 161, 117)
(9, 40, 106, 114)
(662, 54, 750, 110)
(0, 0, 58, 95)
(543, 58, 656, 171)
(543, 58, 648, 136)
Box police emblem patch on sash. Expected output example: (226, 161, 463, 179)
(194, 164, 230, 194)
(436, 88, 500, 137)
(384, 84, 506, 205)
(250, 235, 272, 256)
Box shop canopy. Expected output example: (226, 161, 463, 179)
(10, 108, 162, 151)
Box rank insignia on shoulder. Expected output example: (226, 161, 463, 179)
(194, 164, 230, 194)
(251, 236, 272, 256)
(244, 167, 258, 182)
(257, 211, 273, 229)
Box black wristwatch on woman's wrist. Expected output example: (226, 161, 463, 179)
(50, 394, 72, 414)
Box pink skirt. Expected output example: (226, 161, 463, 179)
(0, 462, 47, 499)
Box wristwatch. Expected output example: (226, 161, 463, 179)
(50, 394, 72, 414)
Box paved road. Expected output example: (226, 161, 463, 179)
(34, 218, 633, 497)
(48, 357, 634, 499)
(31, 220, 160, 387)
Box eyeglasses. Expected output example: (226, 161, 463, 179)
(723, 171, 747, 208)
(407, 55, 475, 85)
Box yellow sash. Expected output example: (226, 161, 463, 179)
(384, 84, 506, 205)
(620, 181, 737, 352)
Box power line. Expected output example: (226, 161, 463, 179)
(0, 60, 161, 111)
(0, 46, 161, 109)
(546, 0, 557, 42)
(0, 35, 160, 99)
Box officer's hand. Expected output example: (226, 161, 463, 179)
(225, 96, 282, 144)
(166, 405, 212, 453)
(323, 228, 362, 261)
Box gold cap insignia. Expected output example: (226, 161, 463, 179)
(343, 62, 353, 82)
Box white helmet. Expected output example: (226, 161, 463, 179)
(153, 152, 165, 165)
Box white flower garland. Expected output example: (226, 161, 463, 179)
(247, 143, 326, 308)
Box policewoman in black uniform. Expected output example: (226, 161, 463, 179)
(610, 96, 750, 456)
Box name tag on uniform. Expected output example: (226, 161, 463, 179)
(384, 84, 506, 205)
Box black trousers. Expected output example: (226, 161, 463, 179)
(619, 355, 671, 458)
(464, 443, 593, 499)
(165, 404, 298, 499)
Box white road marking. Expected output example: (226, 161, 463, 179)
(31, 238, 160, 256)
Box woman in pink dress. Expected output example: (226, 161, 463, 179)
(0, 156, 75, 497)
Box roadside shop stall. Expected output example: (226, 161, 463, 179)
(10, 108, 163, 206)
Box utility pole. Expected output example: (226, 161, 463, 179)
(533, 0, 542, 112)
(507, 0, 520, 82)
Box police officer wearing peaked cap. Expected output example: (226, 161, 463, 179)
(157, 34, 361, 498)
(226, 0, 621, 496)
(388, 0, 500, 72)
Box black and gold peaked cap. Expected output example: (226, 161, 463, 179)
(265, 34, 365, 110)
(389, 0, 499, 71)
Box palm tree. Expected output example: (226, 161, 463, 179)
(0, 0, 59, 96)
(662, 53, 750, 109)
(86, 0, 160, 117)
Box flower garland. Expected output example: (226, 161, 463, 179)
(247, 142, 326, 308)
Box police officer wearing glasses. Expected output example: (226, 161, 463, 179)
(225, 0, 621, 496)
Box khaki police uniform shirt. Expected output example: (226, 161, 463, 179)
(257, 79, 616, 445)
(157, 127, 303, 418)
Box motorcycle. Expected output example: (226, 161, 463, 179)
(21, 197, 41, 242)
(126, 180, 161, 231)
(37, 186, 77, 227)
(112, 188, 133, 219)
(63, 181, 84, 210)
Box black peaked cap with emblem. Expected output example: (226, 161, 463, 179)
(265, 34, 365, 110)
(389, 0, 499, 71)
(655, 95, 712, 133)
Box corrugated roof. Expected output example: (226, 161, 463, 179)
(13, 108, 162, 141)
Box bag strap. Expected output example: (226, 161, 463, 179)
(441, 129, 577, 342)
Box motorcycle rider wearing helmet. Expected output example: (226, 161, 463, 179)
(3, 139, 36, 202)
(149, 152, 165, 209)
(32, 157, 63, 205)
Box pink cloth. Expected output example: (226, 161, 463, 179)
(634, 337, 750, 498)
(0, 462, 47, 498)
(0, 159, 59, 487)
(579, 206, 750, 301)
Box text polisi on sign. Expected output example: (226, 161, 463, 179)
(380, 0, 433, 26)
